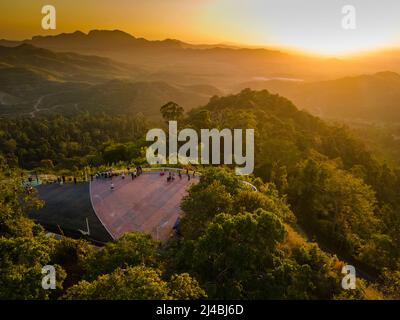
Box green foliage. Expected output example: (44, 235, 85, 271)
(180, 180, 234, 239)
(63, 266, 170, 300)
(289, 159, 381, 256)
(180, 167, 293, 240)
(167, 273, 207, 300)
(0, 236, 66, 300)
(160, 101, 184, 123)
(83, 232, 159, 280)
(380, 269, 400, 299)
(0, 114, 149, 169)
(189, 209, 285, 298)
(63, 266, 206, 300)
(52, 237, 94, 288)
(0, 158, 43, 238)
(233, 187, 295, 224)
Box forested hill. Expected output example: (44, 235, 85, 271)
(184, 89, 400, 279)
(1, 89, 400, 299)
(187, 88, 376, 178)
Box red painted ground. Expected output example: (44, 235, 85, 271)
(90, 172, 197, 241)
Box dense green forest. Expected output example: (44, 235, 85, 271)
(1, 89, 400, 299)
(0, 113, 151, 169)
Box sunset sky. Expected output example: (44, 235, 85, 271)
(1, 0, 400, 56)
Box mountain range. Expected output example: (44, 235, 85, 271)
(1, 29, 389, 88)
(1, 30, 400, 122)
(0, 44, 221, 118)
(234, 71, 400, 122)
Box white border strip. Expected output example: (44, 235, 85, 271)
(89, 179, 116, 240)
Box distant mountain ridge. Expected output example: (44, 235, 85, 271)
(0, 43, 142, 82)
(0, 29, 274, 52)
(235, 71, 400, 122)
(4, 30, 400, 89)
(0, 44, 221, 118)
(26, 29, 187, 50)
(0, 30, 364, 88)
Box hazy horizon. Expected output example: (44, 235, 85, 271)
(3, 27, 400, 60)
(2, 0, 400, 57)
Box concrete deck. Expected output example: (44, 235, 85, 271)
(90, 172, 197, 241)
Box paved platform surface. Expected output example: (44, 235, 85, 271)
(30, 183, 113, 243)
(90, 172, 197, 241)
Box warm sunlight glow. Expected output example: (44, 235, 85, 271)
(198, 0, 400, 57)
(1, 0, 400, 57)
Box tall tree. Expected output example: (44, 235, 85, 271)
(160, 101, 184, 123)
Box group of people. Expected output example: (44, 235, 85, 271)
(95, 166, 196, 190)
(108, 166, 144, 191)
(162, 169, 196, 183)
(38, 175, 78, 185)
(56, 176, 73, 184)
(95, 171, 117, 179)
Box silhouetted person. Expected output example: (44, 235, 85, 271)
(74, 177, 77, 184)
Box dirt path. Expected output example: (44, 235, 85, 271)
(29, 94, 49, 118)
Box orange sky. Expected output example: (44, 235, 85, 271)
(1, 0, 400, 56)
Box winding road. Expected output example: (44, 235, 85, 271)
(29, 93, 79, 118)
(29, 94, 50, 118)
